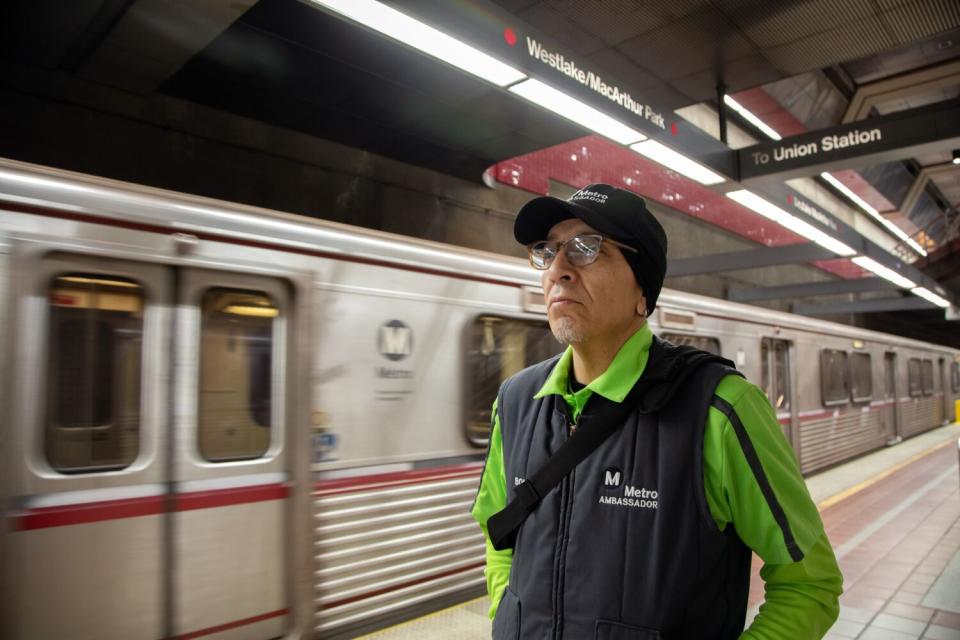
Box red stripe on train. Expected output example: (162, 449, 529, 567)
(16, 483, 289, 530)
(175, 483, 289, 512)
(169, 608, 288, 640)
(17, 495, 167, 530)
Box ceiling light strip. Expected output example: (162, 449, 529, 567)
(307, 0, 526, 87)
(630, 140, 725, 185)
(820, 172, 927, 257)
(312, 0, 739, 180)
(723, 95, 781, 141)
(911, 287, 951, 308)
(509, 78, 647, 145)
(726, 189, 855, 256)
(850, 256, 916, 289)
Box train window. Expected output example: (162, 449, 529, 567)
(883, 353, 896, 398)
(661, 333, 721, 355)
(760, 338, 791, 411)
(952, 362, 960, 393)
(198, 288, 277, 461)
(850, 353, 873, 402)
(46, 274, 143, 472)
(466, 316, 559, 446)
(921, 360, 934, 396)
(820, 349, 849, 405)
(908, 358, 922, 397)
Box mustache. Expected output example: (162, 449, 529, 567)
(547, 288, 580, 305)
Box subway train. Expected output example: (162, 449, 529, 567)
(1, 159, 957, 640)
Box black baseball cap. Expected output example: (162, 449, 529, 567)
(514, 183, 668, 312)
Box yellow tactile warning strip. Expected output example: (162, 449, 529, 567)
(805, 423, 960, 507)
(817, 438, 955, 511)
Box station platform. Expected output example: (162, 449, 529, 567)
(360, 424, 960, 640)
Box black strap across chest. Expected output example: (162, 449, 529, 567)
(486, 338, 736, 551)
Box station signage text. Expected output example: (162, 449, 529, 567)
(526, 37, 666, 130)
(750, 128, 882, 167)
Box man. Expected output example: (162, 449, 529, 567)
(471, 184, 842, 639)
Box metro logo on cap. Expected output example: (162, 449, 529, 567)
(571, 189, 609, 205)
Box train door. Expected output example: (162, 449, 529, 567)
(760, 338, 794, 448)
(5, 247, 296, 640)
(171, 269, 293, 639)
(6, 253, 171, 639)
(938, 358, 949, 424)
(882, 352, 900, 444)
(952, 362, 960, 423)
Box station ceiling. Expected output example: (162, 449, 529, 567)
(1, 0, 959, 338)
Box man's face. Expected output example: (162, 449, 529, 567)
(540, 218, 646, 346)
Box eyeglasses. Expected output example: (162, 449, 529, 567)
(528, 233, 637, 270)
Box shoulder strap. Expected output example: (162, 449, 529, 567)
(486, 379, 644, 551)
(486, 337, 736, 551)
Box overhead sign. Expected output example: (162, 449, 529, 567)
(739, 99, 960, 181)
(786, 193, 838, 231)
(386, 0, 734, 176)
(523, 37, 665, 129)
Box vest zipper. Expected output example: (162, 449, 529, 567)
(552, 408, 578, 639)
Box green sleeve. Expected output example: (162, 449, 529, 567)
(704, 376, 842, 638)
(743, 533, 843, 639)
(470, 399, 513, 620)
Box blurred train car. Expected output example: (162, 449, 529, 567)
(1, 159, 958, 639)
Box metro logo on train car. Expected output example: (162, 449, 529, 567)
(376, 320, 416, 384)
(378, 319, 413, 361)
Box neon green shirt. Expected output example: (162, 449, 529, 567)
(471, 324, 843, 639)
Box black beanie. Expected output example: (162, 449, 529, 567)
(514, 183, 667, 313)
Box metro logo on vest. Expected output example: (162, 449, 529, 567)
(603, 467, 623, 488)
(598, 474, 659, 510)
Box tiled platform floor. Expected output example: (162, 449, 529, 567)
(816, 440, 960, 639)
(363, 426, 960, 639)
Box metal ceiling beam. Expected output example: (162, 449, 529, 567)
(666, 243, 836, 277)
(793, 296, 938, 315)
(728, 277, 898, 303)
(841, 58, 960, 124)
(896, 161, 958, 221)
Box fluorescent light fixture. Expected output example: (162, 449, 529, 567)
(224, 305, 279, 318)
(308, 0, 526, 87)
(726, 189, 856, 256)
(723, 95, 781, 140)
(509, 78, 647, 145)
(850, 256, 916, 289)
(820, 172, 927, 257)
(630, 140, 725, 185)
(911, 287, 951, 308)
(59, 276, 141, 288)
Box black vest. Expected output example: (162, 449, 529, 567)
(493, 340, 751, 640)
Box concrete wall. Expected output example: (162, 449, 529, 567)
(0, 62, 529, 259)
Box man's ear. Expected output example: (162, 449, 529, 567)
(637, 293, 647, 317)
